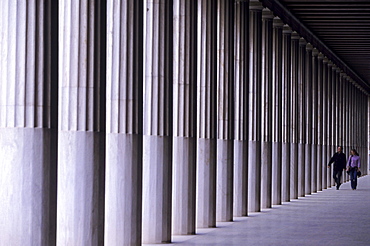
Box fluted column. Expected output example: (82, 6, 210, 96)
(0, 2, 58, 245)
(57, 1, 106, 245)
(172, 0, 197, 235)
(261, 8, 273, 209)
(317, 52, 324, 191)
(290, 31, 300, 199)
(142, 0, 173, 243)
(322, 57, 329, 189)
(305, 43, 313, 195)
(272, 17, 283, 205)
(298, 37, 306, 197)
(344, 75, 350, 182)
(311, 48, 318, 193)
(105, 1, 143, 245)
(196, 0, 217, 228)
(331, 65, 338, 186)
(282, 25, 292, 202)
(233, 0, 249, 217)
(326, 61, 333, 188)
(248, 0, 263, 212)
(216, 0, 234, 222)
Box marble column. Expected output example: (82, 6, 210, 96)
(142, 0, 173, 243)
(57, 1, 106, 245)
(196, 0, 217, 228)
(298, 37, 307, 197)
(282, 25, 292, 202)
(311, 48, 318, 193)
(233, 0, 249, 217)
(0, 1, 58, 245)
(248, 0, 263, 212)
(261, 8, 273, 209)
(216, 0, 234, 222)
(105, 1, 143, 245)
(317, 53, 324, 191)
(305, 43, 313, 195)
(172, 0, 197, 235)
(290, 31, 300, 199)
(326, 61, 333, 188)
(272, 17, 283, 205)
(322, 57, 329, 189)
(330, 64, 337, 187)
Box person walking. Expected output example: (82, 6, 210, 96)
(327, 146, 346, 190)
(346, 149, 361, 190)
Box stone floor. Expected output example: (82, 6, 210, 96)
(145, 175, 370, 246)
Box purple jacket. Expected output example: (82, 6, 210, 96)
(347, 155, 361, 168)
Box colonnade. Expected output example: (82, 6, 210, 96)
(0, 0, 368, 245)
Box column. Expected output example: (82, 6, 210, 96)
(0, 2, 58, 245)
(105, 1, 143, 245)
(317, 52, 324, 191)
(326, 61, 333, 188)
(330, 64, 337, 187)
(261, 8, 273, 209)
(142, 0, 173, 243)
(248, 0, 263, 212)
(311, 48, 318, 193)
(57, 1, 106, 245)
(196, 0, 217, 228)
(298, 37, 306, 197)
(172, 0, 197, 235)
(272, 17, 283, 205)
(282, 25, 292, 202)
(290, 31, 300, 199)
(216, 0, 234, 222)
(233, 0, 249, 217)
(322, 57, 328, 189)
(305, 43, 313, 195)
(344, 75, 350, 182)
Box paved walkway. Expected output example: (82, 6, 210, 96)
(146, 175, 370, 246)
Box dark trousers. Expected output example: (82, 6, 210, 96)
(349, 168, 358, 189)
(333, 169, 343, 186)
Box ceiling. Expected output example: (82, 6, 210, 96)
(261, 0, 370, 93)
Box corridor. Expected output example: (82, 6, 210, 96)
(151, 175, 370, 246)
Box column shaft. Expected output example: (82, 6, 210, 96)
(216, 0, 234, 222)
(305, 43, 313, 195)
(272, 17, 283, 205)
(248, 0, 263, 212)
(311, 48, 318, 193)
(233, 0, 249, 217)
(57, 1, 106, 245)
(196, 0, 217, 228)
(105, 1, 143, 245)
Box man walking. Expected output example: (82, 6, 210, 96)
(327, 146, 346, 190)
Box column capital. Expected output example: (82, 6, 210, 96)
(318, 53, 324, 60)
(306, 43, 313, 51)
(328, 61, 333, 67)
(283, 25, 292, 34)
(299, 37, 307, 46)
(340, 72, 346, 77)
(273, 17, 284, 28)
(291, 31, 300, 40)
(312, 48, 319, 56)
(250, 0, 264, 11)
(323, 57, 329, 63)
(332, 64, 337, 70)
(262, 8, 274, 19)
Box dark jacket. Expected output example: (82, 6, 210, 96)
(328, 152, 346, 171)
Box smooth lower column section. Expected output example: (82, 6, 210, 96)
(290, 31, 300, 199)
(272, 17, 283, 205)
(216, 0, 234, 222)
(142, 0, 173, 243)
(233, 0, 249, 217)
(281, 25, 292, 202)
(298, 37, 306, 197)
(172, 0, 197, 235)
(0, 1, 58, 245)
(105, 0, 143, 244)
(196, 0, 217, 228)
(248, 0, 263, 212)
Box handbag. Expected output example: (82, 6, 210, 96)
(357, 170, 361, 177)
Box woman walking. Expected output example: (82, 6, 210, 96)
(346, 149, 361, 190)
